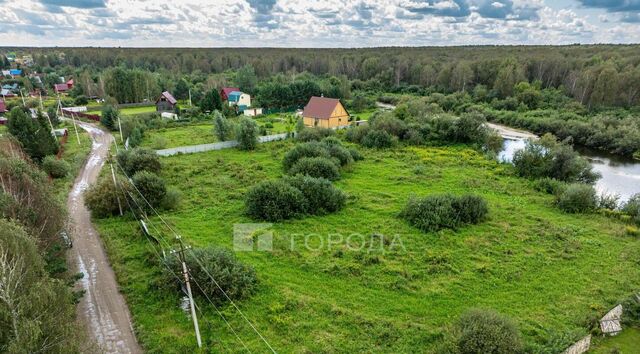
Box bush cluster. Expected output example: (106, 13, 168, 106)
(288, 156, 341, 181)
(245, 176, 346, 221)
(442, 309, 524, 354)
(165, 247, 257, 302)
(117, 148, 161, 176)
(283, 137, 359, 180)
(296, 127, 335, 142)
(42, 155, 70, 178)
(401, 194, 488, 232)
(555, 183, 598, 213)
(512, 134, 600, 184)
(85, 175, 134, 218)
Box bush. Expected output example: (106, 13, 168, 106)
(323, 142, 354, 167)
(452, 194, 489, 225)
(245, 179, 308, 221)
(160, 188, 181, 210)
(74, 95, 88, 105)
(401, 194, 489, 232)
(622, 193, 640, 224)
(117, 148, 161, 176)
(85, 175, 133, 218)
(101, 105, 119, 130)
(289, 156, 341, 181)
(213, 110, 233, 141)
(284, 175, 346, 214)
(132, 171, 167, 209)
(165, 247, 257, 302)
(532, 177, 567, 195)
(236, 117, 258, 150)
(361, 129, 396, 149)
(513, 135, 600, 184)
(345, 125, 371, 144)
(42, 155, 69, 178)
(349, 148, 364, 161)
(452, 309, 523, 354)
(556, 183, 598, 213)
(598, 193, 620, 210)
(283, 141, 330, 171)
(297, 127, 335, 142)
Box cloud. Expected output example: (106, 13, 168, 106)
(40, 0, 106, 8)
(577, 0, 640, 12)
(246, 0, 276, 14)
(403, 0, 472, 17)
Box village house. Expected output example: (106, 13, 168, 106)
(228, 90, 251, 109)
(156, 91, 177, 112)
(0, 99, 7, 115)
(220, 87, 240, 101)
(9, 69, 22, 77)
(302, 96, 350, 128)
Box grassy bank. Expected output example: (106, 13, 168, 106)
(591, 327, 640, 353)
(94, 141, 640, 353)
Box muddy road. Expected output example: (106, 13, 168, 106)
(67, 122, 142, 354)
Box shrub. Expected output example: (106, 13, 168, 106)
(166, 247, 257, 302)
(598, 193, 620, 210)
(345, 125, 370, 144)
(513, 135, 600, 184)
(101, 105, 119, 130)
(74, 95, 88, 105)
(284, 175, 346, 214)
(288, 157, 341, 181)
(213, 110, 233, 141)
(401, 194, 489, 232)
(532, 177, 567, 195)
(42, 155, 69, 178)
(361, 129, 396, 149)
(283, 141, 330, 171)
(297, 127, 335, 142)
(452, 194, 489, 225)
(245, 179, 307, 221)
(622, 193, 640, 224)
(452, 309, 523, 354)
(348, 148, 364, 161)
(117, 148, 161, 176)
(556, 183, 598, 213)
(323, 142, 354, 167)
(160, 188, 181, 210)
(132, 171, 167, 209)
(236, 117, 258, 150)
(85, 175, 133, 218)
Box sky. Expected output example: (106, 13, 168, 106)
(0, 0, 639, 47)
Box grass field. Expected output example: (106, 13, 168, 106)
(590, 327, 640, 353)
(140, 123, 217, 149)
(94, 141, 640, 353)
(87, 105, 157, 116)
(52, 122, 92, 199)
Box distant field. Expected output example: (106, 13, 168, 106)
(95, 141, 640, 353)
(87, 105, 156, 116)
(140, 123, 216, 149)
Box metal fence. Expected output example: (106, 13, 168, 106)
(156, 132, 289, 157)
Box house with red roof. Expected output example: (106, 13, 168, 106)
(220, 87, 240, 101)
(302, 96, 350, 128)
(156, 91, 177, 112)
(0, 100, 7, 115)
(54, 83, 69, 93)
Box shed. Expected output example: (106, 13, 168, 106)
(244, 108, 263, 117)
(9, 69, 22, 76)
(302, 96, 350, 129)
(220, 87, 240, 101)
(0, 100, 7, 113)
(1, 89, 15, 97)
(66, 79, 74, 89)
(156, 91, 177, 112)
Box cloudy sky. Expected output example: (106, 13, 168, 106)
(0, 0, 639, 47)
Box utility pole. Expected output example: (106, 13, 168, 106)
(188, 89, 192, 107)
(171, 237, 202, 348)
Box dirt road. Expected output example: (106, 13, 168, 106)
(67, 122, 142, 354)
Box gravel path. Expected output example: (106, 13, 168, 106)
(67, 122, 142, 354)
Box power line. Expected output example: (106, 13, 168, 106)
(114, 168, 250, 352)
(112, 158, 276, 353)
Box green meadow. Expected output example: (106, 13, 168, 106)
(94, 140, 640, 353)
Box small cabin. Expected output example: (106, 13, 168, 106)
(156, 91, 177, 112)
(302, 96, 350, 129)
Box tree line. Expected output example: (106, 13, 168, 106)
(5, 45, 640, 108)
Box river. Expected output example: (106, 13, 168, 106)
(490, 123, 640, 202)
